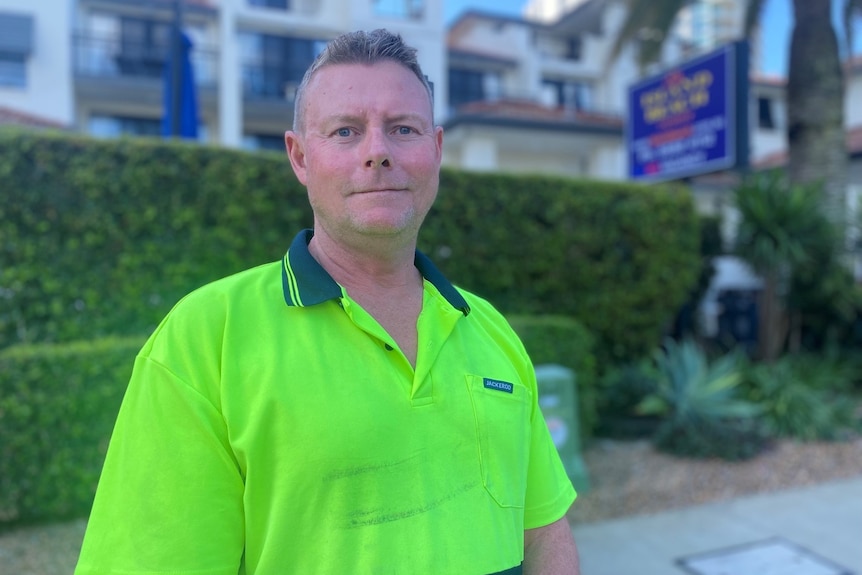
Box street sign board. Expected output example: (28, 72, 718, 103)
(627, 41, 749, 182)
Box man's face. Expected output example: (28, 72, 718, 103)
(285, 61, 443, 247)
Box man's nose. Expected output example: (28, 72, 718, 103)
(364, 129, 391, 168)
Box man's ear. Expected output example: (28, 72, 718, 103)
(285, 131, 308, 185)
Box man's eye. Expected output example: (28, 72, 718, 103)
(397, 126, 414, 135)
(336, 128, 352, 137)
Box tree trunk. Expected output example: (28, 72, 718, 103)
(787, 0, 847, 226)
(759, 272, 788, 362)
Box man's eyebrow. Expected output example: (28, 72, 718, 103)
(324, 114, 363, 126)
(322, 113, 429, 126)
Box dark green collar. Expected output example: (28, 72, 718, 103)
(281, 229, 470, 315)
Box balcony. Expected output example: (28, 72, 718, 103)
(240, 62, 299, 131)
(242, 63, 299, 101)
(73, 31, 218, 115)
(74, 32, 218, 85)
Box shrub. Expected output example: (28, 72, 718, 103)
(0, 337, 143, 528)
(652, 417, 770, 461)
(637, 338, 769, 460)
(594, 359, 662, 438)
(430, 170, 700, 364)
(507, 315, 597, 440)
(0, 131, 309, 347)
(741, 355, 861, 441)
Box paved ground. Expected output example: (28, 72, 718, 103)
(572, 476, 862, 575)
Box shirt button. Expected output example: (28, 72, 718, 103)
(384, 343, 394, 351)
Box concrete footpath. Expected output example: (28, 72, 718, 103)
(571, 476, 862, 575)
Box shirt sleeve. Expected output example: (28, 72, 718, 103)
(75, 352, 245, 574)
(521, 361, 577, 529)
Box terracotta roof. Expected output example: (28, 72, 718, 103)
(0, 106, 67, 129)
(848, 125, 862, 154)
(453, 99, 623, 129)
(753, 125, 862, 168)
(750, 73, 786, 87)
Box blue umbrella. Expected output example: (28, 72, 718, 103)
(162, 31, 199, 139)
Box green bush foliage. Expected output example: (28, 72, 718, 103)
(429, 170, 700, 363)
(593, 359, 662, 438)
(0, 131, 309, 346)
(652, 416, 770, 461)
(638, 338, 769, 460)
(507, 315, 597, 439)
(1, 130, 701, 365)
(0, 337, 143, 527)
(741, 354, 862, 440)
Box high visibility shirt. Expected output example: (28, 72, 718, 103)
(76, 229, 576, 575)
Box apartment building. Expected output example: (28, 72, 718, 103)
(446, 0, 860, 183)
(442, 1, 635, 179)
(0, 0, 445, 147)
(1, 0, 859, 185)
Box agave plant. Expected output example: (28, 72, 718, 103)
(637, 338, 761, 424)
(637, 338, 767, 460)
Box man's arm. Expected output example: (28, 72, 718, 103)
(523, 516, 581, 574)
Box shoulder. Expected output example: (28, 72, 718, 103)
(455, 286, 532, 364)
(458, 287, 514, 329)
(142, 261, 282, 355)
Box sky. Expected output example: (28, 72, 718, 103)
(444, 0, 862, 77)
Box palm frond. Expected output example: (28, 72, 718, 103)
(845, 0, 862, 60)
(743, 0, 767, 38)
(608, 0, 689, 67)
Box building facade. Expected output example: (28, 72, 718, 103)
(1, 0, 859, 184)
(0, 0, 73, 127)
(0, 0, 445, 148)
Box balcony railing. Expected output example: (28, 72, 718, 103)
(241, 63, 303, 101)
(73, 32, 218, 87)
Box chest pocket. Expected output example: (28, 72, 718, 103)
(466, 375, 532, 508)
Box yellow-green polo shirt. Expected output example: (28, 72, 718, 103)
(76, 229, 575, 575)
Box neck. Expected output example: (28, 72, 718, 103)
(308, 229, 420, 293)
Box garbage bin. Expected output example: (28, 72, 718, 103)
(534, 364, 590, 494)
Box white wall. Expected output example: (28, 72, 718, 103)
(846, 66, 862, 128)
(0, 0, 73, 125)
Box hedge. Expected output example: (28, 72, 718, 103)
(508, 315, 597, 439)
(426, 170, 701, 363)
(0, 337, 143, 527)
(0, 129, 700, 364)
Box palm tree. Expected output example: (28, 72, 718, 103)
(610, 0, 862, 223)
(732, 171, 830, 360)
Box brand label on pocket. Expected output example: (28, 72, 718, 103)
(483, 378, 514, 393)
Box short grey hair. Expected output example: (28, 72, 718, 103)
(292, 29, 434, 132)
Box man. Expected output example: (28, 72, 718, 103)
(76, 29, 580, 574)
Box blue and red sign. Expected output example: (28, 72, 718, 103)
(627, 41, 749, 182)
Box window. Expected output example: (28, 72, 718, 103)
(373, 0, 424, 20)
(758, 97, 775, 130)
(448, 68, 486, 109)
(242, 34, 325, 99)
(0, 12, 33, 88)
(89, 115, 161, 138)
(542, 79, 591, 110)
(566, 37, 582, 61)
(248, 0, 289, 8)
(0, 53, 26, 87)
(117, 17, 171, 77)
(242, 133, 285, 151)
